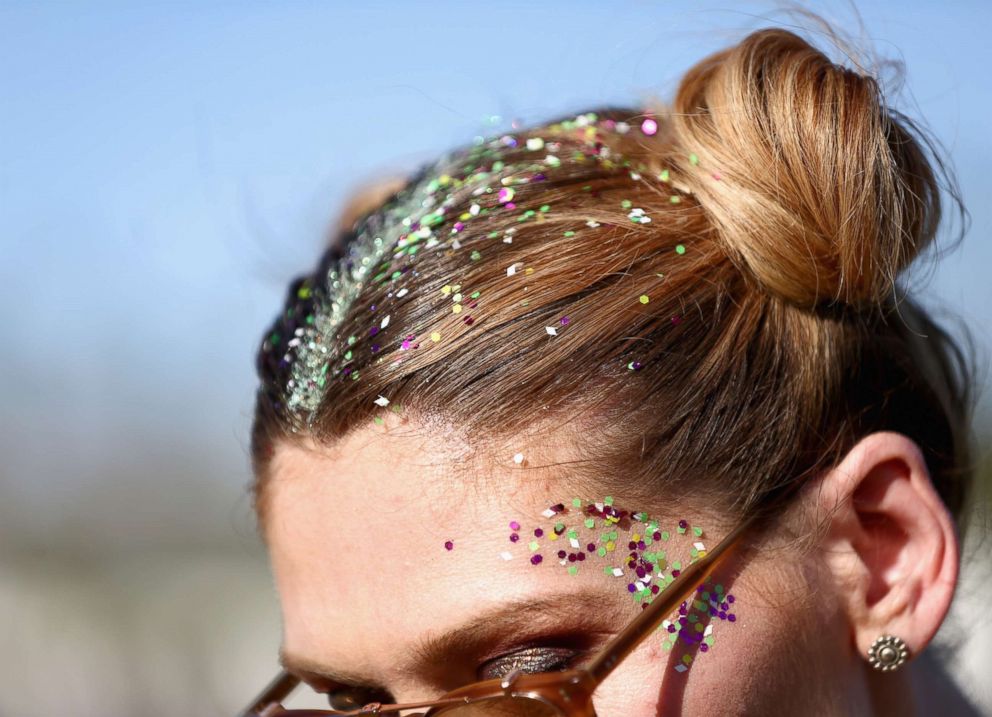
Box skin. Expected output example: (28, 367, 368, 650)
(260, 410, 960, 716)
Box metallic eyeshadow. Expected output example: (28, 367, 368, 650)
(477, 645, 581, 681)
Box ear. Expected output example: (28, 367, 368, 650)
(813, 431, 959, 663)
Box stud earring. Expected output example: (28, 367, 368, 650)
(867, 635, 909, 672)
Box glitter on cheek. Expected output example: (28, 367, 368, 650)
(469, 496, 743, 675)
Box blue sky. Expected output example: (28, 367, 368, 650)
(1, 1, 989, 549)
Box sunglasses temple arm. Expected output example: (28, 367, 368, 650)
(582, 514, 757, 685)
(238, 670, 301, 717)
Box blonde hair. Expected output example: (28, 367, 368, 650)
(251, 27, 974, 525)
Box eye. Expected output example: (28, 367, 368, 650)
(477, 646, 582, 682)
(323, 685, 395, 711)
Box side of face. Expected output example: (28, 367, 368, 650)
(260, 414, 880, 716)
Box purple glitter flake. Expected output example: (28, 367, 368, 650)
(530, 554, 543, 565)
(444, 540, 454, 551)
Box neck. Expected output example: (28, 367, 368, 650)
(864, 646, 981, 717)
(865, 664, 916, 717)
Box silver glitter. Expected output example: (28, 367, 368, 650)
(268, 111, 633, 430)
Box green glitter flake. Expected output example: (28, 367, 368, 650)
(492, 494, 739, 676)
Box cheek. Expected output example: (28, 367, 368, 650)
(681, 562, 849, 714)
(591, 560, 843, 716)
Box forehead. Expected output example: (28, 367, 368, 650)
(262, 417, 598, 670)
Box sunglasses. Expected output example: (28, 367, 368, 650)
(237, 508, 759, 717)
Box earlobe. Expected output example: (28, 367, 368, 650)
(814, 431, 959, 664)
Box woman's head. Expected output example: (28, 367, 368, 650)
(248, 27, 975, 716)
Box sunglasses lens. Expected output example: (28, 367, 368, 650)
(433, 695, 565, 716)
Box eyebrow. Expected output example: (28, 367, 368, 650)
(279, 587, 627, 688)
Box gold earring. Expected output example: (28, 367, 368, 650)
(867, 635, 909, 672)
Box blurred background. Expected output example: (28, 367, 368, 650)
(1, 1, 989, 715)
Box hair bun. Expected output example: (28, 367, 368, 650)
(669, 28, 941, 309)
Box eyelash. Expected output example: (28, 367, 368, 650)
(321, 645, 585, 709)
(477, 645, 583, 681)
